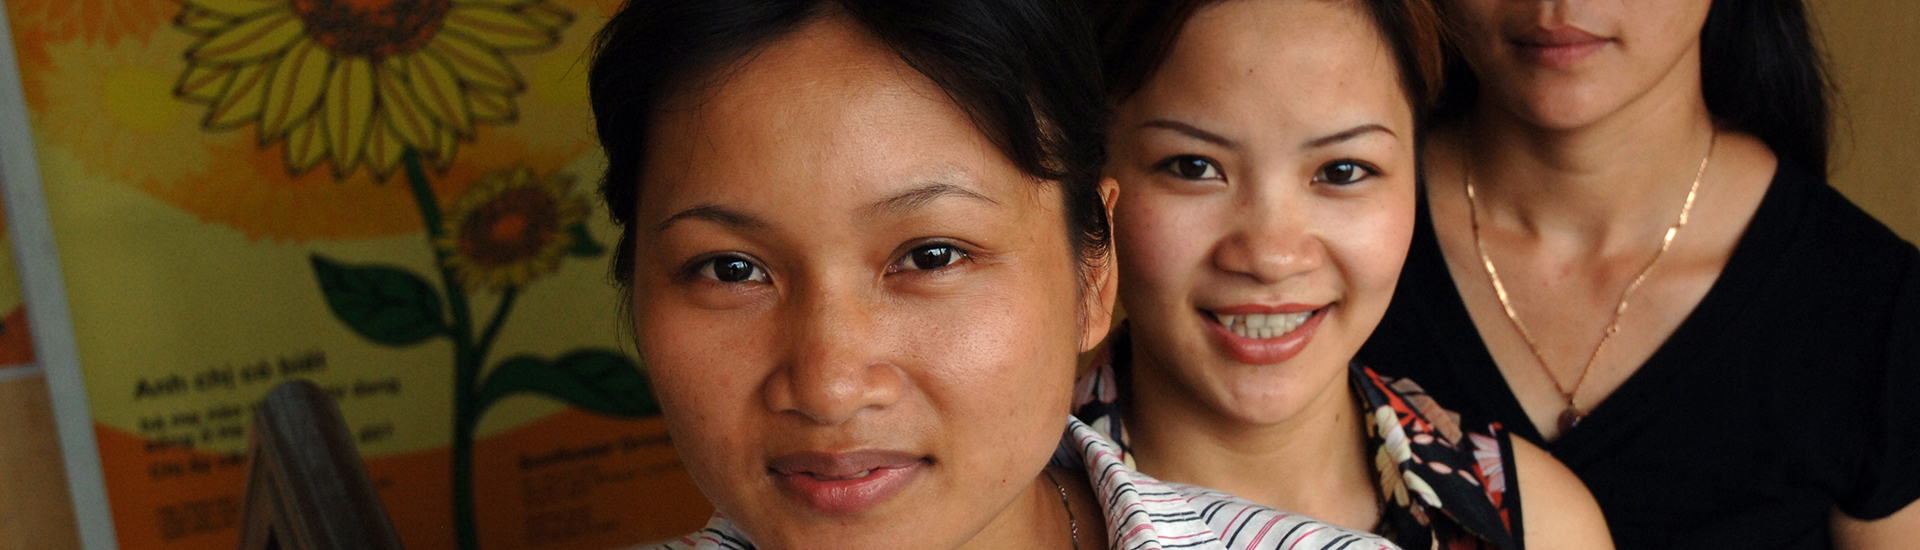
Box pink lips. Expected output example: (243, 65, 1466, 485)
(768, 450, 926, 515)
(1203, 304, 1327, 366)
(1510, 27, 1610, 69)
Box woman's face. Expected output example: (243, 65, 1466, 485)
(630, 16, 1110, 550)
(1444, 0, 1715, 129)
(1108, 0, 1416, 426)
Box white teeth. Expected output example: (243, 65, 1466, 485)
(1214, 312, 1239, 328)
(810, 469, 876, 481)
(1213, 311, 1314, 340)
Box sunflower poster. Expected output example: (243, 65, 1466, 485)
(0, 0, 711, 549)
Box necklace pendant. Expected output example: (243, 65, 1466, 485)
(1557, 408, 1584, 433)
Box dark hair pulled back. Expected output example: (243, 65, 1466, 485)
(588, 0, 1110, 291)
(1085, 0, 1449, 121)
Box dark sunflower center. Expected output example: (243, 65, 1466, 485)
(291, 0, 451, 58)
(458, 188, 561, 268)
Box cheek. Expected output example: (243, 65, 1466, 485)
(633, 292, 769, 468)
(1113, 187, 1215, 304)
(1323, 187, 1415, 306)
(904, 266, 1082, 489)
(1443, 0, 1505, 55)
(920, 266, 1082, 399)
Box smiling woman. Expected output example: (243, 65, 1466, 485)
(585, 0, 1397, 549)
(1072, 0, 1611, 549)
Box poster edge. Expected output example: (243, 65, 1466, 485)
(0, 2, 121, 549)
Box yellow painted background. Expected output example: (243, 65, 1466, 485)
(1, 0, 711, 548)
(3, 0, 1917, 549)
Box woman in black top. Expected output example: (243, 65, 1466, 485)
(1357, 0, 1920, 548)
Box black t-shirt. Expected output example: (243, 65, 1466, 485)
(1359, 160, 1920, 549)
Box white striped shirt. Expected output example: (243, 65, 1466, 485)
(643, 417, 1398, 550)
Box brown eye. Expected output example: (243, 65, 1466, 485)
(699, 255, 769, 283)
(892, 242, 970, 273)
(1314, 160, 1376, 185)
(911, 245, 959, 270)
(1160, 155, 1224, 181)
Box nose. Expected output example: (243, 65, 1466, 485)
(1211, 181, 1326, 285)
(763, 283, 906, 425)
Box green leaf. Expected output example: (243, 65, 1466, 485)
(474, 349, 659, 418)
(311, 254, 448, 346)
(565, 222, 605, 258)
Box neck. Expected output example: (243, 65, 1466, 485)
(957, 467, 1092, 550)
(1125, 352, 1377, 531)
(1450, 53, 1718, 248)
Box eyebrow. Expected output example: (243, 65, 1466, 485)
(1141, 120, 1396, 151)
(1140, 119, 1235, 148)
(863, 181, 999, 217)
(1305, 124, 1396, 148)
(656, 204, 772, 232)
(653, 181, 998, 232)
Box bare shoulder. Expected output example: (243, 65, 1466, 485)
(1510, 438, 1615, 550)
(1832, 499, 1920, 550)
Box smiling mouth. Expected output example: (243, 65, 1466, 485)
(1208, 310, 1318, 340)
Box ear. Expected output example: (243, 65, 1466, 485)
(1080, 177, 1121, 353)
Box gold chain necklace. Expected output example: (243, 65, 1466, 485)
(1464, 129, 1716, 434)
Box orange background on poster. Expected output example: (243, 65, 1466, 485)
(97, 411, 709, 550)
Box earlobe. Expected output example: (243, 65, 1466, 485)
(1080, 178, 1122, 352)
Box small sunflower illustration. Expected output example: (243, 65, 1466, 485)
(171, 0, 573, 178)
(436, 167, 588, 292)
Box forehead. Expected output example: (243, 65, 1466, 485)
(1129, 0, 1408, 134)
(638, 15, 1020, 219)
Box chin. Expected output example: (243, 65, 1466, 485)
(1209, 352, 1348, 425)
(1494, 76, 1625, 131)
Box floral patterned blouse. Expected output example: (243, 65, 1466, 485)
(645, 417, 1396, 550)
(1074, 324, 1522, 550)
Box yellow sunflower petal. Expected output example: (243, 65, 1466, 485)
(441, 5, 559, 52)
(518, 3, 575, 32)
(177, 7, 238, 35)
(184, 0, 287, 18)
(175, 64, 231, 103)
(375, 67, 438, 151)
(261, 39, 332, 140)
(434, 129, 460, 170)
(205, 60, 273, 130)
(323, 57, 376, 173)
(468, 88, 517, 123)
(427, 35, 524, 92)
(366, 117, 405, 180)
(400, 51, 474, 136)
(284, 117, 329, 174)
(187, 11, 303, 64)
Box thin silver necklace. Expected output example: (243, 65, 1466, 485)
(1043, 469, 1080, 550)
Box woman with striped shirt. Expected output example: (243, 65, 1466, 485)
(586, 0, 1396, 548)
(1075, 0, 1613, 548)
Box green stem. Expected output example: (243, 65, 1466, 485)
(475, 286, 519, 362)
(401, 150, 483, 550)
